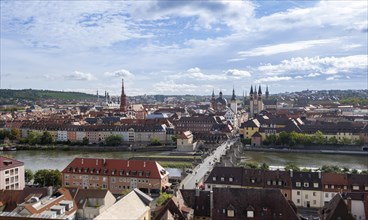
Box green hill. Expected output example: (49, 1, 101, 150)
(0, 89, 96, 101)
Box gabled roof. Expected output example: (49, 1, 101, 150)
(0, 156, 24, 171)
(95, 188, 152, 220)
(180, 189, 210, 217)
(73, 189, 110, 209)
(212, 188, 299, 220)
(153, 196, 187, 220)
(320, 193, 354, 220)
(205, 167, 243, 186)
(62, 158, 168, 179)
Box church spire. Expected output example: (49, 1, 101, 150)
(266, 85, 269, 99)
(258, 85, 262, 95)
(120, 78, 127, 112)
(250, 85, 253, 94)
(212, 89, 215, 98)
(231, 87, 236, 101)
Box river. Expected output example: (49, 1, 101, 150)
(1, 150, 367, 172)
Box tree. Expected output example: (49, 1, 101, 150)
(25, 169, 34, 183)
(314, 131, 326, 145)
(34, 169, 62, 186)
(9, 128, 19, 140)
(27, 131, 42, 145)
(284, 162, 300, 171)
(82, 137, 89, 145)
(351, 169, 358, 174)
(105, 134, 123, 146)
(171, 135, 177, 143)
(244, 161, 259, 169)
(278, 132, 290, 145)
(241, 138, 251, 145)
(156, 192, 172, 206)
(260, 163, 269, 170)
(40, 131, 53, 145)
(320, 165, 341, 173)
(328, 136, 338, 145)
(150, 137, 161, 146)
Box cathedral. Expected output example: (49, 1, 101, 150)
(249, 85, 271, 118)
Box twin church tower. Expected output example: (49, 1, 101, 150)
(211, 85, 270, 118)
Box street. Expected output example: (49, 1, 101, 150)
(180, 138, 237, 189)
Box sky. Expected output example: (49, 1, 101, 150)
(1, 0, 367, 96)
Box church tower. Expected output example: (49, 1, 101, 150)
(120, 78, 127, 112)
(249, 85, 264, 117)
(211, 89, 216, 111)
(265, 85, 269, 99)
(231, 87, 237, 114)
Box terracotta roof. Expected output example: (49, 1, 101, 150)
(62, 158, 168, 179)
(0, 156, 24, 171)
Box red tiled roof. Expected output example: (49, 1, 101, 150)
(0, 156, 24, 171)
(62, 158, 167, 179)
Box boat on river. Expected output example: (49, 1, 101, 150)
(2, 146, 17, 151)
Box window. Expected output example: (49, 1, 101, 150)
(304, 182, 309, 187)
(297, 191, 300, 196)
(227, 209, 234, 217)
(247, 211, 254, 218)
(278, 181, 282, 186)
(313, 200, 316, 205)
(353, 185, 359, 190)
(325, 185, 328, 189)
(365, 186, 368, 191)
(313, 192, 316, 196)
(267, 180, 271, 185)
(221, 177, 225, 181)
(213, 177, 217, 181)
(331, 185, 334, 189)
(229, 177, 233, 182)
(313, 183, 319, 188)
(296, 182, 301, 187)
(103, 177, 107, 182)
(325, 193, 328, 198)
(65, 175, 69, 179)
(111, 177, 116, 183)
(297, 199, 300, 204)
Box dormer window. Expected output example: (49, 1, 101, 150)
(221, 177, 225, 181)
(247, 211, 254, 218)
(213, 177, 217, 181)
(146, 171, 150, 177)
(126, 170, 130, 176)
(119, 170, 124, 176)
(229, 177, 233, 182)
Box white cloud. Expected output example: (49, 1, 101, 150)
(326, 75, 342, 81)
(225, 69, 251, 79)
(153, 80, 201, 93)
(104, 69, 134, 78)
(65, 71, 96, 81)
(294, 76, 303, 79)
(238, 38, 339, 57)
(186, 67, 227, 80)
(255, 76, 292, 83)
(256, 1, 368, 32)
(257, 55, 368, 76)
(305, 73, 320, 77)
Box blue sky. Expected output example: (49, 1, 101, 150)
(1, 0, 367, 96)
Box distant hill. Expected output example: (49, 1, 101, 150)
(0, 89, 96, 101)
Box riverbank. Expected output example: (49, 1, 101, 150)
(244, 147, 368, 156)
(11, 144, 176, 152)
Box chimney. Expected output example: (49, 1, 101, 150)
(318, 170, 321, 179)
(81, 159, 84, 165)
(144, 161, 146, 168)
(346, 197, 352, 214)
(290, 169, 293, 177)
(103, 158, 106, 166)
(210, 190, 213, 218)
(47, 186, 53, 197)
(195, 188, 200, 197)
(127, 161, 130, 168)
(96, 159, 98, 166)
